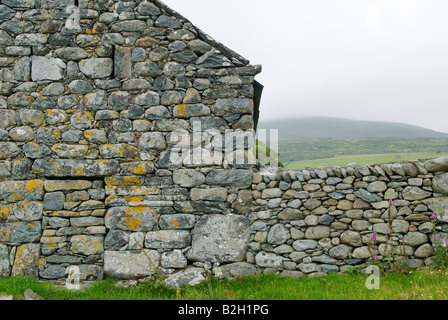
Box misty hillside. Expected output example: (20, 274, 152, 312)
(258, 117, 448, 139)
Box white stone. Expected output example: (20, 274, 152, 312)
(31, 56, 66, 81)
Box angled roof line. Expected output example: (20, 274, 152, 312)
(153, 0, 251, 67)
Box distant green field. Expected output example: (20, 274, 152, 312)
(285, 152, 448, 170)
(271, 137, 448, 170)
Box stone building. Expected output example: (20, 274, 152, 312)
(0, 0, 262, 284)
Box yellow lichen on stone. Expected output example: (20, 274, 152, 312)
(12, 193, 23, 201)
(0, 206, 11, 219)
(125, 196, 144, 203)
(123, 207, 145, 231)
(25, 180, 44, 194)
(175, 104, 187, 118)
(84, 131, 93, 139)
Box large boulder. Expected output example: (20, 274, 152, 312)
(186, 214, 250, 263)
(425, 157, 448, 172)
(432, 173, 448, 195)
(423, 197, 448, 223)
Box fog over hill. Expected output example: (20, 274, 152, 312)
(258, 117, 448, 139)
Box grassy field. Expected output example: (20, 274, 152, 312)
(285, 152, 448, 170)
(1, 269, 448, 300)
(274, 137, 448, 169)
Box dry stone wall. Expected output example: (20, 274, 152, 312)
(247, 158, 448, 278)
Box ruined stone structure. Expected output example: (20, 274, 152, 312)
(0, 0, 447, 288)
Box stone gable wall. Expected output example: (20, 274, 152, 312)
(0, 0, 260, 284)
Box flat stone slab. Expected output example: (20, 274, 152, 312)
(104, 250, 160, 279)
(186, 214, 250, 263)
(164, 267, 208, 288)
(32, 159, 120, 177)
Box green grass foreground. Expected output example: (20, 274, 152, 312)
(1, 269, 448, 300)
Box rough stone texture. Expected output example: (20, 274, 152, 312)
(255, 251, 284, 268)
(206, 169, 253, 188)
(432, 173, 448, 195)
(11, 243, 41, 277)
(214, 262, 257, 279)
(145, 230, 191, 249)
(79, 58, 113, 79)
(187, 214, 250, 263)
(0, 244, 10, 277)
(31, 56, 65, 81)
(164, 267, 208, 288)
(104, 250, 160, 279)
(425, 157, 448, 172)
(423, 197, 448, 223)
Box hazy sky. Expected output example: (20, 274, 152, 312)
(163, 0, 448, 133)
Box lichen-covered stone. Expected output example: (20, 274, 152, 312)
(161, 250, 187, 269)
(84, 90, 107, 110)
(0, 180, 44, 202)
(104, 250, 160, 279)
(23, 143, 51, 159)
(13, 200, 43, 221)
(173, 169, 205, 188)
(70, 235, 104, 255)
(190, 188, 228, 202)
(1, 221, 42, 243)
(43, 180, 92, 192)
(425, 156, 448, 172)
(402, 187, 432, 201)
(145, 230, 191, 249)
(134, 91, 160, 106)
(32, 159, 120, 177)
(173, 104, 210, 118)
(139, 132, 167, 151)
(105, 206, 159, 232)
(0, 110, 16, 129)
(0, 244, 10, 277)
(164, 267, 207, 289)
(211, 98, 254, 117)
(206, 169, 253, 188)
(159, 214, 196, 230)
(99, 144, 139, 159)
(11, 243, 41, 277)
(187, 214, 250, 263)
(55, 47, 88, 61)
(52, 144, 89, 159)
(79, 58, 113, 78)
